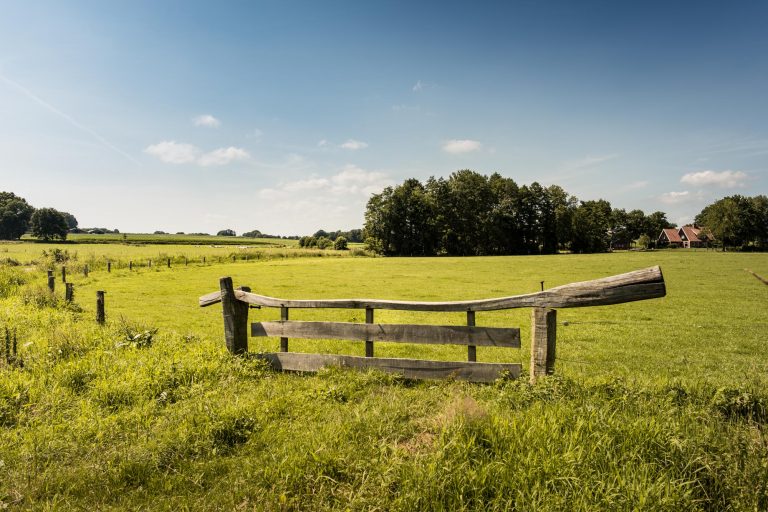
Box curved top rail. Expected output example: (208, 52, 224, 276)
(199, 266, 665, 312)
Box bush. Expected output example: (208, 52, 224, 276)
(333, 236, 348, 250)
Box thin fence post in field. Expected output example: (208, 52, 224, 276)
(96, 291, 106, 325)
(467, 310, 477, 362)
(203, 256, 206, 264)
(83, 265, 89, 277)
(530, 307, 557, 384)
(185, 257, 188, 266)
(219, 277, 249, 355)
(148, 259, 152, 268)
(280, 306, 289, 352)
(61, 266, 66, 283)
(47, 270, 55, 293)
(107, 261, 111, 273)
(129, 261, 133, 271)
(365, 307, 374, 357)
(167, 258, 171, 268)
(65, 283, 74, 302)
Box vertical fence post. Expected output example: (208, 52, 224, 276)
(167, 258, 171, 268)
(203, 256, 206, 264)
(365, 307, 374, 357)
(467, 310, 477, 362)
(129, 261, 133, 271)
(280, 307, 289, 352)
(65, 283, 74, 302)
(47, 270, 55, 293)
(62, 266, 67, 283)
(107, 261, 111, 273)
(219, 277, 249, 355)
(96, 291, 106, 325)
(83, 265, 89, 277)
(148, 259, 152, 268)
(185, 257, 188, 266)
(530, 307, 557, 384)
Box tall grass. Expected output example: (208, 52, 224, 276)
(0, 251, 767, 510)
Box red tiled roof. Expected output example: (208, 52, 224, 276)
(680, 226, 700, 243)
(661, 228, 682, 243)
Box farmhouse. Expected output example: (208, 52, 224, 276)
(658, 225, 714, 248)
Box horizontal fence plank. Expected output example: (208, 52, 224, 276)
(252, 321, 520, 347)
(199, 266, 666, 311)
(258, 352, 521, 383)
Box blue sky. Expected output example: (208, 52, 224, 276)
(1, 1, 766, 235)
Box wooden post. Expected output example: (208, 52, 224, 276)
(280, 307, 289, 352)
(107, 261, 111, 273)
(47, 270, 55, 293)
(148, 259, 152, 268)
(65, 283, 74, 302)
(96, 291, 106, 325)
(129, 261, 133, 271)
(167, 258, 171, 268)
(467, 310, 476, 362)
(203, 256, 206, 264)
(365, 307, 374, 357)
(530, 307, 556, 383)
(62, 266, 67, 283)
(185, 257, 188, 266)
(219, 277, 248, 355)
(83, 265, 89, 277)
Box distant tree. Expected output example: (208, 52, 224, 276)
(217, 229, 236, 236)
(154, 230, 167, 235)
(570, 200, 612, 253)
(695, 195, 760, 249)
(637, 234, 651, 249)
(644, 211, 674, 243)
(30, 208, 69, 241)
(60, 212, 78, 230)
(176, 231, 185, 235)
(316, 236, 333, 249)
(242, 229, 263, 238)
(313, 229, 329, 239)
(0, 192, 35, 240)
(333, 236, 348, 250)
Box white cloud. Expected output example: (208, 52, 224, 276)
(317, 139, 328, 147)
(193, 114, 221, 128)
(442, 139, 481, 154)
(412, 80, 424, 92)
(144, 141, 200, 164)
(197, 146, 250, 166)
(680, 170, 747, 188)
(658, 191, 692, 205)
(144, 141, 249, 166)
(259, 165, 392, 202)
(340, 139, 369, 150)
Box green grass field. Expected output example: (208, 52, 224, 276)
(1, 246, 767, 510)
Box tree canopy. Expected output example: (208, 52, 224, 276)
(0, 192, 35, 240)
(363, 171, 673, 256)
(696, 195, 768, 250)
(30, 208, 69, 241)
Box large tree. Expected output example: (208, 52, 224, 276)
(696, 195, 766, 249)
(30, 208, 69, 241)
(0, 192, 35, 240)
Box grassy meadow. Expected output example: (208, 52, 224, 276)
(1, 244, 767, 510)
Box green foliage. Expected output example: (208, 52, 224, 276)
(333, 236, 348, 250)
(216, 229, 236, 236)
(696, 194, 768, 249)
(0, 191, 34, 240)
(30, 207, 69, 241)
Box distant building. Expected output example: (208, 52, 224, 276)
(658, 225, 714, 248)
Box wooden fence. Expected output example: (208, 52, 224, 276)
(199, 266, 666, 383)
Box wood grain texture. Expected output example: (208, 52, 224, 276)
(199, 266, 665, 311)
(530, 308, 557, 383)
(220, 278, 249, 354)
(258, 352, 521, 383)
(251, 321, 520, 347)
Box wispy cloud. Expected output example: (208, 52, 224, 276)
(566, 154, 618, 170)
(412, 80, 424, 92)
(0, 73, 141, 165)
(340, 139, 368, 150)
(620, 180, 649, 192)
(317, 139, 328, 148)
(193, 114, 221, 128)
(144, 141, 249, 166)
(680, 170, 748, 188)
(442, 139, 481, 154)
(658, 191, 698, 205)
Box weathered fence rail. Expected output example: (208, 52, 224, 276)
(200, 266, 665, 383)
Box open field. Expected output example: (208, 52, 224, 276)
(1, 248, 767, 510)
(20, 233, 301, 246)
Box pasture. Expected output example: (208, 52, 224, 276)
(1, 245, 767, 510)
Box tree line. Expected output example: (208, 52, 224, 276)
(695, 195, 768, 250)
(362, 170, 676, 256)
(0, 192, 77, 241)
